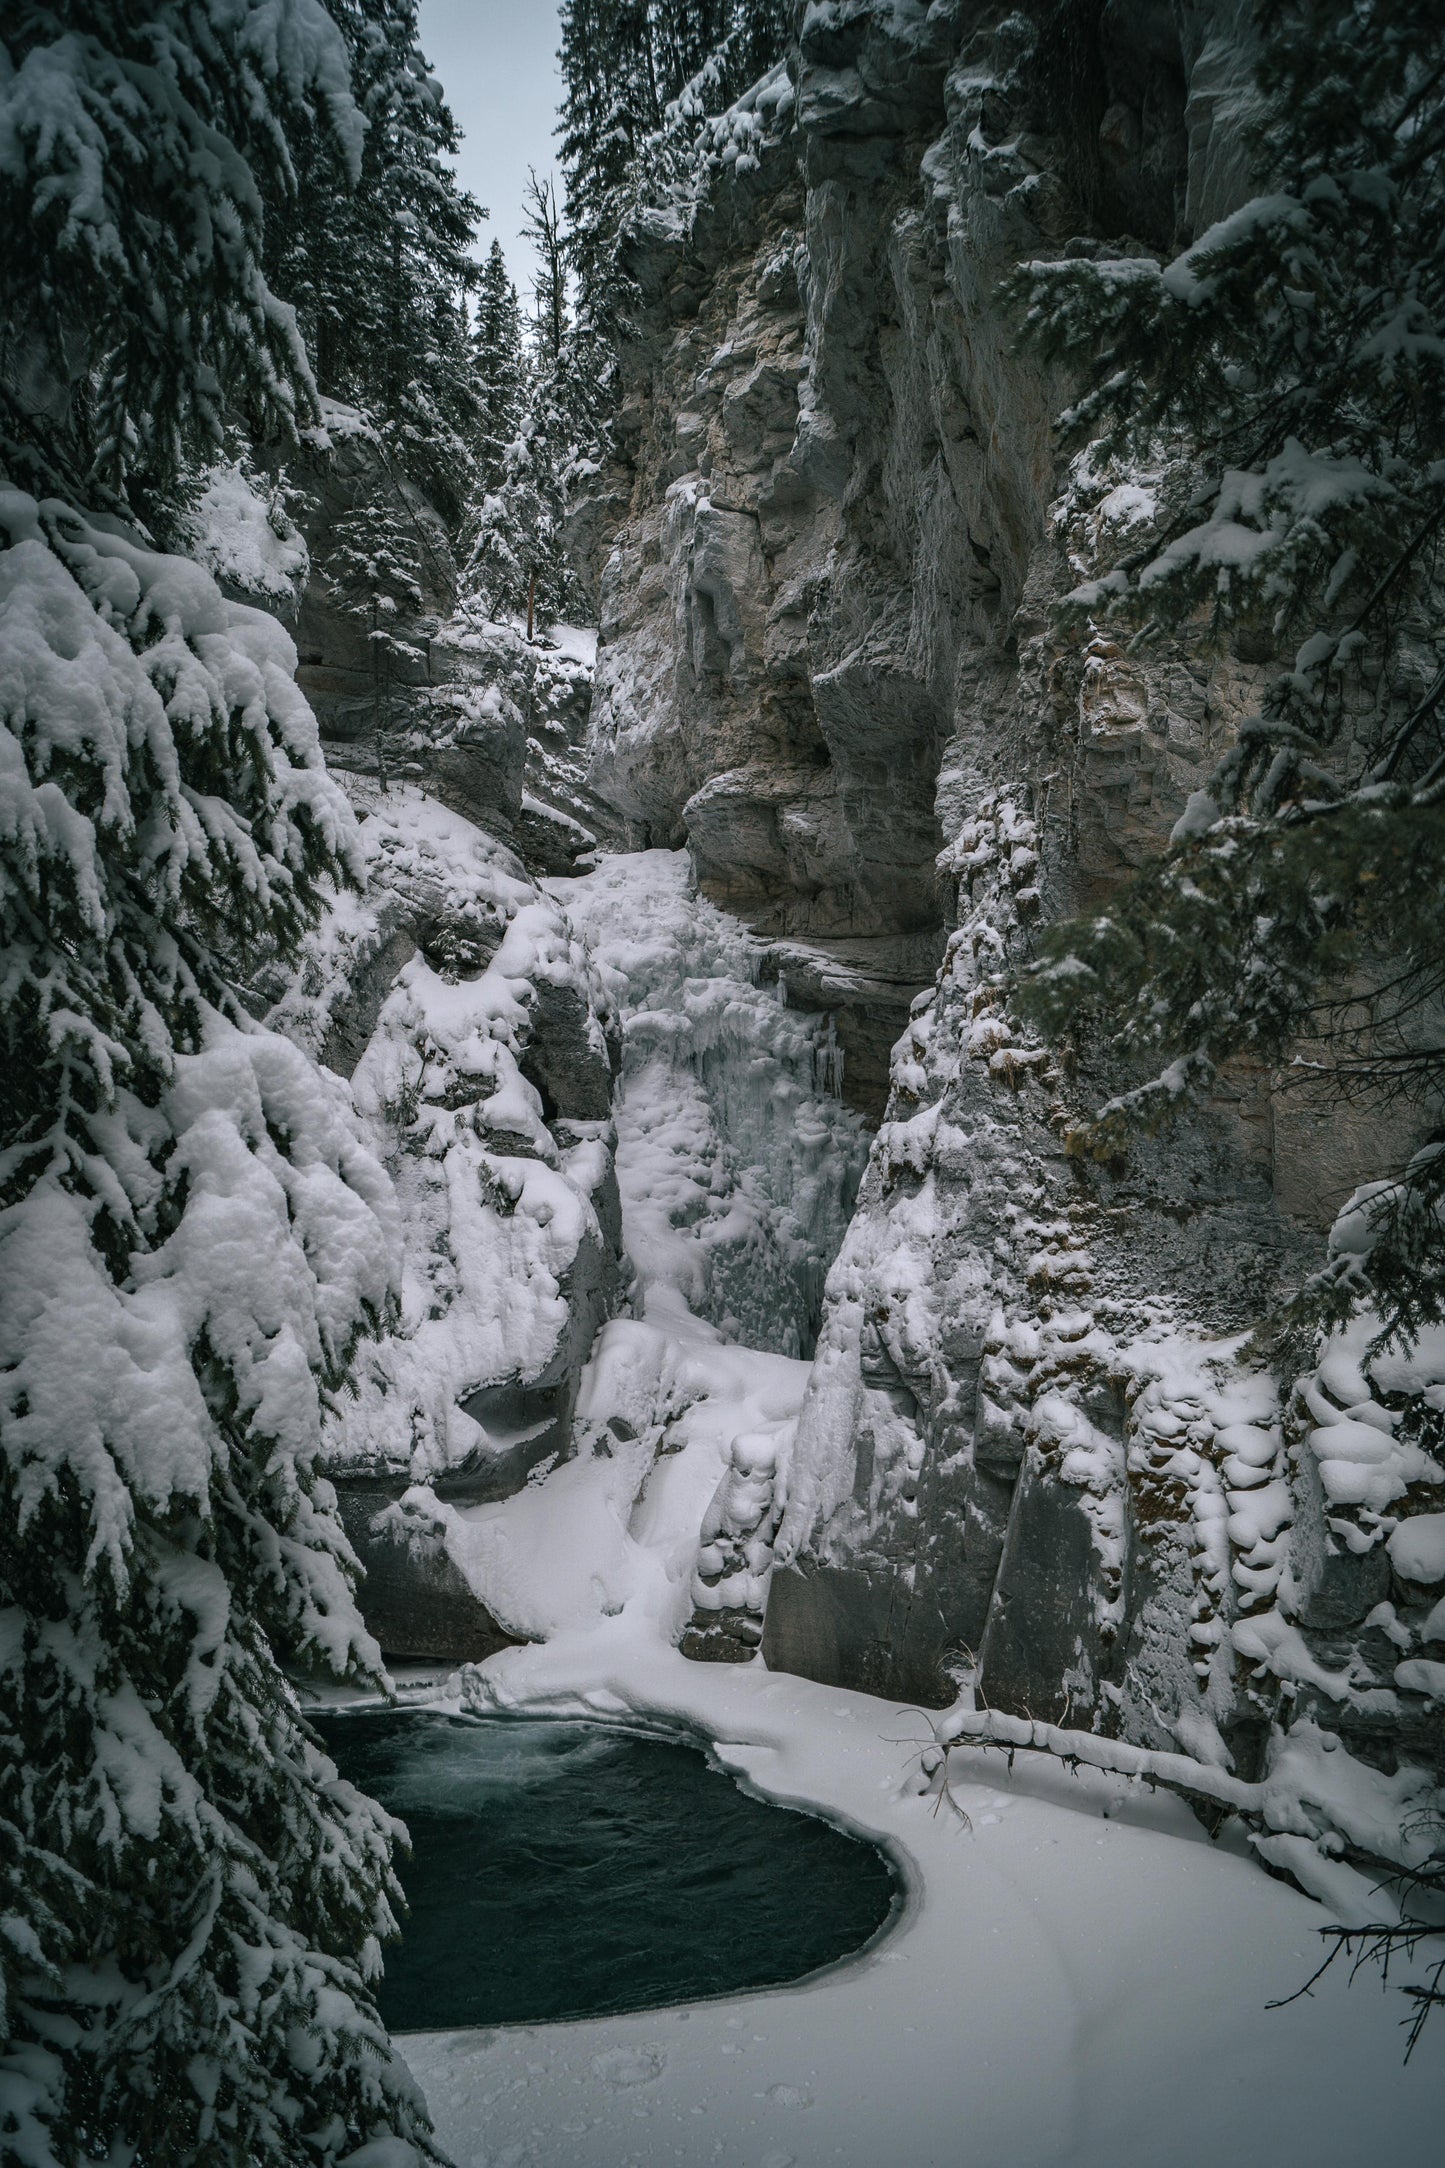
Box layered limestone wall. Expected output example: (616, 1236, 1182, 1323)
(584, 1, 1254, 1117)
(587, 37, 961, 1112)
(586, 0, 1445, 1809)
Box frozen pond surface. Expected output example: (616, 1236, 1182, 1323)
(317, 1709, 897, 2031)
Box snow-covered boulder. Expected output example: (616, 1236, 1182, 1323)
(266, 785, 624, 1657)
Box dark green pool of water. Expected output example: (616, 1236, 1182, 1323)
(316, 1709, 898, 2032)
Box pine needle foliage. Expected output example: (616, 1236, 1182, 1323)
(262, 0, 483, 526)
(557, 0, 791, 306)
(1010, 0, 1445, 1351)
(473, 239, 527, 483)
(324, 474, 428, 767)
(0, 494, 446, 2168)
(0, 1, 361, 509)
(460, 0, 791, 630)
(524, 169, 571, 369)
(460, 183, 603, 630)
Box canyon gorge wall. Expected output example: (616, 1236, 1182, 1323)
(583, 0, 1445, 1807)
(585, 0, 1256, 1117)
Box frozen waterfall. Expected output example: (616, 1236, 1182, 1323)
(551, 850, 870, 1356)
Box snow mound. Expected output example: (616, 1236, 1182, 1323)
(184, 457, 309, 604)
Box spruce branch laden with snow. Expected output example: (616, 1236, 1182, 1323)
(0, 490, 447, 2168)
(0, 0, 362, 510)
(259, 0, 484, 530)
(557, 0, 792, 307)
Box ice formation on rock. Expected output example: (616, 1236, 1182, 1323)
(554, 848, 871, 1359)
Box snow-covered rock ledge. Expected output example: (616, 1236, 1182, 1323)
(396, 1631, 1444, 2168)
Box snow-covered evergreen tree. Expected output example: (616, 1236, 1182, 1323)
(324, 482, 427, 778)
(557, 0, 658, 300)
(523, 168, 570, 369)
(263, 0, 483, 526)
(461, 401, 580, 631)
(460, 2, 790, 631)
(1013, 0, 1445, 1350)
(473, 238, 527, 484)
(459, 178, 596, 629)
(0, 6, 446, 2160)
(0, 0, 361, 515)
(0, 493, 445, 2168)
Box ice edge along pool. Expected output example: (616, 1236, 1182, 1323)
(316, 1708, 901, 2033)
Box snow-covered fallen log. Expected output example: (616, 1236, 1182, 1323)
(932, 1706, 1264, 1817)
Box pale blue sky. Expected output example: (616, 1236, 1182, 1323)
(417, 0, 564, 307)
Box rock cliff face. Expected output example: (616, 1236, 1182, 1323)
(584, 1, 1258, 1119)
(248, 405, 616, 877)
(584, 0, 1445, 1810)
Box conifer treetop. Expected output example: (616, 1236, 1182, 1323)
(0, 1, 362, 497)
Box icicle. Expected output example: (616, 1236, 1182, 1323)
(814, 1014, 845, 1100)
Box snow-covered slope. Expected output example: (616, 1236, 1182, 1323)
(274, 784, 622, 1481)
(261, 782, 622, 1658)
(279, 802, 1438, 2165)
(258, 657, 1441, 2158)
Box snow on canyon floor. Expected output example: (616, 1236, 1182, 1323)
(399, 1540, 1445, 2165)
(358, 850, 1442, 2167)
